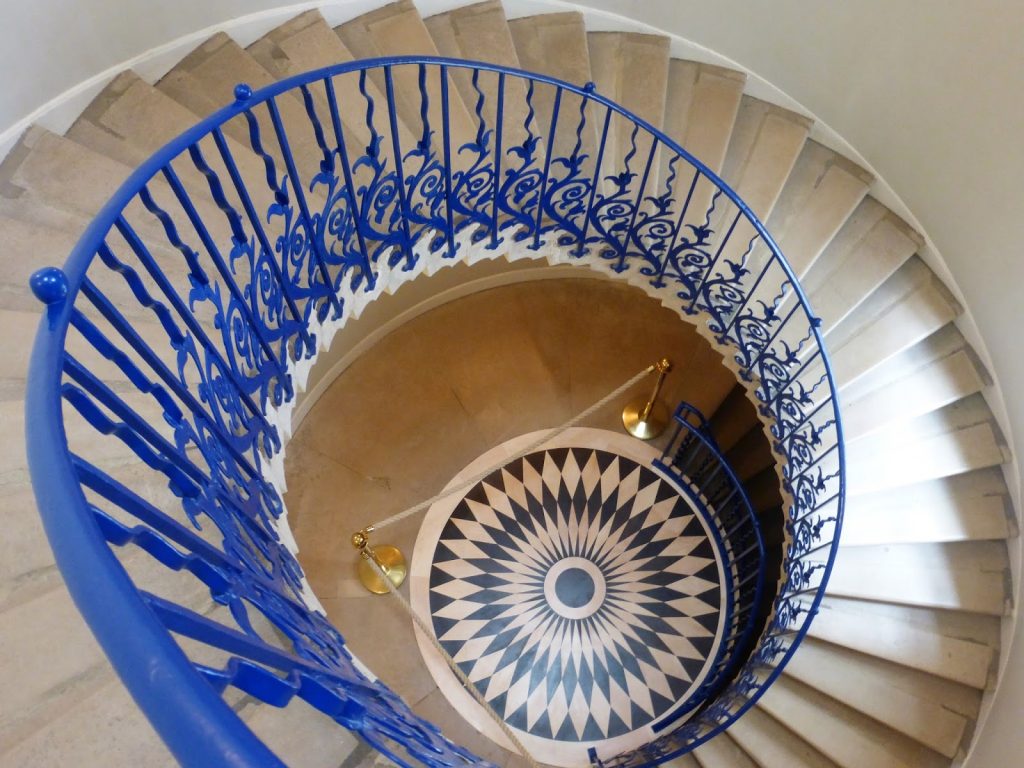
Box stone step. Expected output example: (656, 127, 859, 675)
(663, 751, 700, 767)
(784, 637, 974, 758)
(840, 468, 1012, 546)
(708, 385, 761, 452)
(586, 32, 671, 179)
(0, 556, 213, 754)
(663, 60, 745, 176)
(0, 389, 175, 488)
(248, 8, 417, 164)
(845, 395, 1008, 494)
(2, 126, 134, 220)
(424, 0, 534, 152)
(0, 127, 228, 281)
(802, 197, 923, 331)
(821, 540, 1009, 615)
(838, 323, 968, 401)
(807, 599, 994, 688)
(0, 215, 83, 312)
(725, 424, 776, 482)
(0, 671, 176, 767)
(757, 675, 949, 768)
(818, 257, 961, 388)
(842, 348, 985, 441)
(727, 702, 838, 768)
(507, 12, 597, 165)
(692, 730, 758, 768)
(335, 0, 478, 161)
(156, 31, 329, 192)
(65, 69, 272, 215)
(0, 456, 187, 615)
(766, 140, 872, 279)
(720, 96, 812, 222)
(823, 593, 1001, 648)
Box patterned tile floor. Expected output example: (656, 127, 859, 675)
(411, 429, 727, 767)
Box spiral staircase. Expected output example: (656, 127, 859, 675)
(2, 1, 1015, 767)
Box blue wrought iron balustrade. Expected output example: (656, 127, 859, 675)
(649, 402, 767, 730)
(25, 56, 845, 768)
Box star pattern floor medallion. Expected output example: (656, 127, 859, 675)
(411, 429, 727, 767)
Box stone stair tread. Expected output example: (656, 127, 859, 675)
(507, 12, 591, 85)
(335, 0, 477, 154)
(2, 126, 134, 219)
(844, 394, 1008, 493)
(424, 0, 534, 152)
(807, 599, 994, 688)
(822, 540, 1008, 615)
(586, 31, 671, 180)
(0, 126, 230, 269)
(720, 95, 812, 221)
(839, 323, 976, 401)
(239, 694, 361, 767)
(727, 703, 839, 768)
(691, 730, 758, 768)
(819, 257, 961, 388)
(247, 8, 405, 158)
(822, 594, 1002, 647)
(765, 139, 872, 279)
(424, 1, 521, 69)
(757, 676, 949, 768)
(0, 214, 83, 311)
(65, 69, 268, 206)
(507, 11, 596, 165)
(155, 31, 326, 182)
(841, 468, 1011, 545)
(847, 419, 1006, 495)
(708, 385, 762, 452)
(803, 197, 922, 331)
(784, 637, 971, 758)
(663, 59, 745, 176)
(842, 348, 985, 441)
(0, 673, 176, 767)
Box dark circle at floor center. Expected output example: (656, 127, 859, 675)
(554, 566, 597, 608)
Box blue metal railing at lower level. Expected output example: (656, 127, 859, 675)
(650, 403, 768, 731)
(26, 57, 844, 767)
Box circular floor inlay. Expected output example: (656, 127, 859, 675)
(411, 429, 727, 767)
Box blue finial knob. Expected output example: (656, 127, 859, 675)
(583, 81, 597, 93)
(30, 267, 69, 305)
(234, 83, 253, 102)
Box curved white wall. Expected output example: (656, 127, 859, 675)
(2, 1, 1021, 764)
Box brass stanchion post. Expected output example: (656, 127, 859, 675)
(622, 358, 672, 440)
(351, 527, 408, 595)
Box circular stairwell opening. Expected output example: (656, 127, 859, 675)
(284, 274, 784, 766)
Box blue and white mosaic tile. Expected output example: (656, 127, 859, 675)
(411, 430, 726, 766)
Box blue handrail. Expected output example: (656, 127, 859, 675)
(26, 56, 845, 767)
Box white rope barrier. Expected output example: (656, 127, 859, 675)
(364, 556, 542, 768)
(362, 363, 656, 534)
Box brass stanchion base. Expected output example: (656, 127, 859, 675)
(622, 399, 669, 440)
(357, 544, 408, 594)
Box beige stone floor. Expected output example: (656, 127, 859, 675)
(284, 277, 736, 767)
